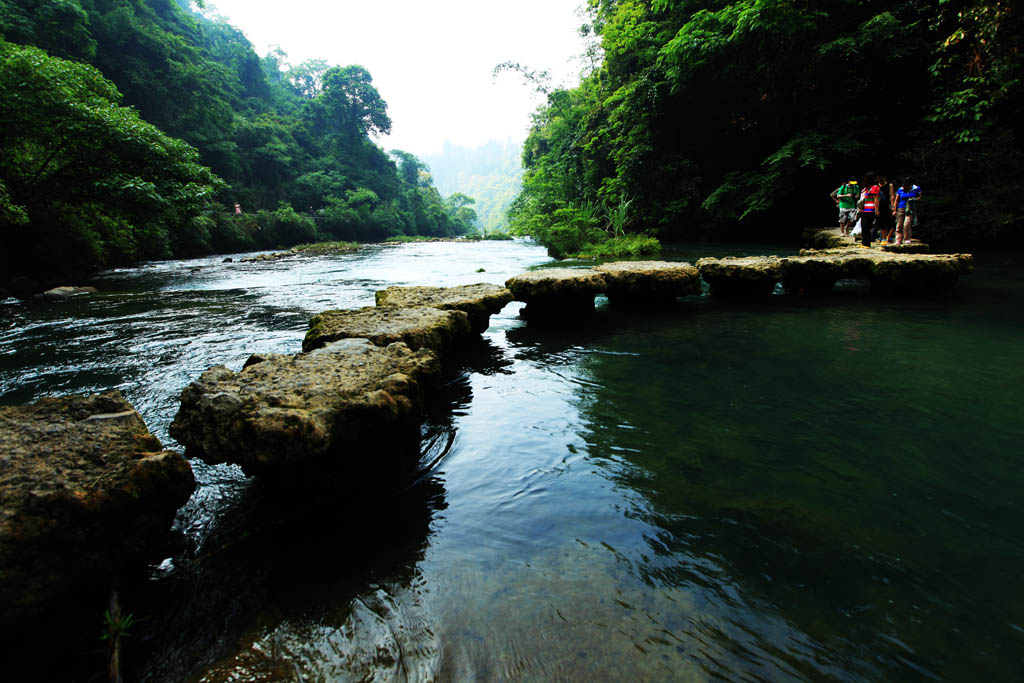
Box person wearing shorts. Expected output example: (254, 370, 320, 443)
(831, 176, 859, 236)
(894, 179, 921, 244)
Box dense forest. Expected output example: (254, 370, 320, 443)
(3, 1, 1021, 282)
(0, 0, 477, 288)
(423, 139, 524, 235)
(510, 0, 1023, 256)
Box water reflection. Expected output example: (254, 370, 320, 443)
(129, 469, 447, 682)
(568, 297, 1024, 681)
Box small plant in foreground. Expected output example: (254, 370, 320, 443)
(100, 609, 134, 641)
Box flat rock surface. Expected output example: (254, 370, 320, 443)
(303, 306, 472, 353)
(375, 284, 513, 333)
(696, 256, 784, 275)
(796, 247, 973, 271)
(696, 256, 783, 294)
(505, 268, 607, 302)
(169, 339, 441, 475)
(787, 248, 973, 291)
(595, 260, 701, 298)
(0, 391, 195, 626)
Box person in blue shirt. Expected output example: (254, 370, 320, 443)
(894, 179, 922, 245)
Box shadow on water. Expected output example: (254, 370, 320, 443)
(124, 339, 520, 681)
(124, 454, 448, 681)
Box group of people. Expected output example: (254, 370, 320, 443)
(831, 173, 921, 248)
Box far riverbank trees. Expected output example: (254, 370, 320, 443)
(0, 0, 476, 284)
(510, 0, 1023, 254)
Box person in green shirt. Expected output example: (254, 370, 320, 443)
(830, 176, 859, 236)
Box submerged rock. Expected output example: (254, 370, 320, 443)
(239, 251, 296, 263)
(303, 306, 473, 354)
(41, 285, 98, 297)
(0, 391, 195, 627)
(505, 268, 607, 317)
(169, 339, 440, 476)
(695, 256, 783, 296)
(375, 283, 513, 333)
(595, 260, 701, 302)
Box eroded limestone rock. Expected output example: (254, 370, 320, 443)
(375, 283, 513, 334)
(779, 256, 847, 294)
(792, 247, 973, 292)
(169, 339, 440, 475)
(882, 242, 931, 254)
(0, 391, 195, 626)
(869, 254, 970, 293)
(303, 306, 472, 354)
(595, 261, 701, 302)
(505, 268, 607, 316)
(695, 256, 783, 296)
(802, 228, 847, 250)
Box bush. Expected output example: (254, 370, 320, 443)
(254, 204, 318, 246)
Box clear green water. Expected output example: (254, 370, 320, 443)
(2, 242, 1023, 681)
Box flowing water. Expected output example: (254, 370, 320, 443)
(2, 241, 1023, 682)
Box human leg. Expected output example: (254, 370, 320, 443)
(860, 213, 874, 247)
(894, 209, 906, 244)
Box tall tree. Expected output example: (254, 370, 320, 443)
(0, 40, 221, 277)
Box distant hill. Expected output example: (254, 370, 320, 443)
(422, 139, 523, 234)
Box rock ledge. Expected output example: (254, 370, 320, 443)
(170, 339, 441, 475)
(0, 391, 195, 626)
(375, 283, 512, 333)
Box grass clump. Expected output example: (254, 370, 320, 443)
(572, 234, 662, 259)
(291, 241, 360, 255)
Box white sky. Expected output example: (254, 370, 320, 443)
(202, 0, 588, 157)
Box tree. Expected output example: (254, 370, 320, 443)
(0, 40, 221, 277)
(509, 0, 1024, 248)
(317, 65, 392, 139)
(286, 58, 330, 98)
(390, 150, 429, 187)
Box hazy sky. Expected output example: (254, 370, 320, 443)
(203, 0, 588, 157)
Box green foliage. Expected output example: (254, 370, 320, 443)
(1, 1, 481, 283)
(99, 608, 134, 641)
(573, 234, 662, 259)
(0, 39, 221, 277)
(254, 203, 317, 245)
(0, 0, 96, 59)
(509, 0, 1024, 247)
(291, 240, 359, 254)
(422, 139, 524, 234)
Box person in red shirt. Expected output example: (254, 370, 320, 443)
(857, 172, 881, 248)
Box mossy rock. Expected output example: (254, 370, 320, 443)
(169, 339, 440, 475)
(779, 256, 845, 294)
(803, 227, 847, 250)
(303, 306, 472, 355)
(695, 256, 783, 296)
(595, 260, 701, 302)
(505, 268, 607, 317)
(375, 283, 512, 334)
(882, 242, 931, 254)
(0, 391, 195, 627)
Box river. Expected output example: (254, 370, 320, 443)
(2, 240, 1023, 681)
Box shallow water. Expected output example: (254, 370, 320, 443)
(2, 241, 1023, 681)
